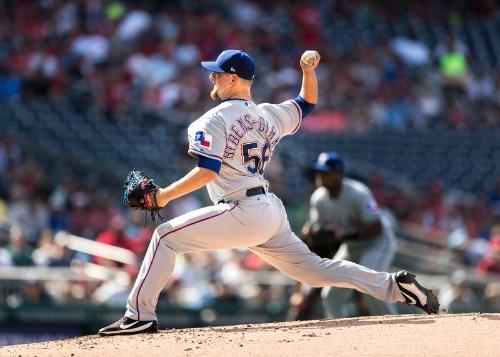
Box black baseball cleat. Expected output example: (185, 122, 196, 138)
(98, 317, 158, 336)
(395, 270, 440, 314)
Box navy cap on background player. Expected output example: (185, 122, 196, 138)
(201, 50, 255, 80)
(313, 151, 345, 173)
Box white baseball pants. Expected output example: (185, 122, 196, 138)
(125, 192, 405, 321)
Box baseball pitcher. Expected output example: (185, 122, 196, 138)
(99, 49, 439, 335)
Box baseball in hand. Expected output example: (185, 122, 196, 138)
(300, 50, 320, 70)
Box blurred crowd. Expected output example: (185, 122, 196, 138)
(0, 0, 499, 131)
(1, 0, 500, 315)
(365, 171, 500, 311)
(369, 171, 500, 268)
(1, 132, 499, 312)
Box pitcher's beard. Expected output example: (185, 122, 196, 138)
(210, 87, 221, 100)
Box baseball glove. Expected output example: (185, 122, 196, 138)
(123, 169, 162, 222)
(302, 223, 341, 259)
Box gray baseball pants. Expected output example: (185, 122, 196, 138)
(125, 192, 405, 321)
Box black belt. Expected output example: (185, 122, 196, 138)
(218, 187, 266, 204)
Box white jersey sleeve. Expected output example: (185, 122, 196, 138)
(187, 114, 226, 162)
(258, 99, 302, 137)
(353, 184, 381, 224)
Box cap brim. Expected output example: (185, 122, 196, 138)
(201, 61, 225, 73)
(312, 163, 333, 172)
(312, 162, 345, 173)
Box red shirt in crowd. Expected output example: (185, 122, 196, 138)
(477, 236, 500, 277)
(94, 229, 140, 266)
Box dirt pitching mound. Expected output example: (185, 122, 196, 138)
(2, 313, 499, 357)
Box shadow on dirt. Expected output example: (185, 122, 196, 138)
(217, 315, 436, 333)
(478, 314, 500, 320)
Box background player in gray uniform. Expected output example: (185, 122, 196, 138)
(98, 49, 439, 336)
(307, 151, 398, 318)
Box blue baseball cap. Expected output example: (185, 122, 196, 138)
(201, 49, 255, 80)
(313, 151, 345, 173)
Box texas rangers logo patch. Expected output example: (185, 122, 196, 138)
(194, 131, 212, 149)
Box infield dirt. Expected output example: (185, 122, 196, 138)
(1, 313, 499, 357)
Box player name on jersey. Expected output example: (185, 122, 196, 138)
(224, 113, 280, 159)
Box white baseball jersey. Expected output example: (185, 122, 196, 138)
(187, 99, 302, 203)
(310, 178, 391, 239)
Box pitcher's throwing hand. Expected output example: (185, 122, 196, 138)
(300, 50, 321, 70)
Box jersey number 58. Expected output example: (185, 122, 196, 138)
(242, 142, 270, 175)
